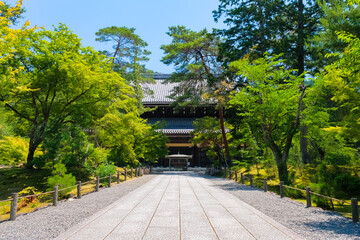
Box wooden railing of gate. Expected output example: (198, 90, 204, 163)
(0, 167, 149, 221)
(208, 169, 359, 223)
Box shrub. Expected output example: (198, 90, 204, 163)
(95, 163, 116, 185)
(333, 173, 360, 199)
(17, 187, 41, 208)
(47, 163, 76, 197)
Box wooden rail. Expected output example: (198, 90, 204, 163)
(2, 167, 149, 221)
(207, 169, 359, 223)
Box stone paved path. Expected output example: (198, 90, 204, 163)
(56, 172, 303, 240)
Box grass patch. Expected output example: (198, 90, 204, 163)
(0, 167, 52, 200)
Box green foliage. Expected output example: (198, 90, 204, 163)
(312, 0, 360, 69)
(47, 163, 76, 195)
(0, 136, 42, 166)
(161, 26, 221, 106)
(323, 32, 360, 142)
(214, 0, 322, 71)
(94, 163, 116, 178)
(134, 123, 168, 163)
(85, 147, 109, 173)
(0, 22, 132, 168)
(228, 54, 305, 183)
(0, 1, 25, 24)
(97, 108, 167, 167)
(191, 116, 231, 167)
(95, 26, 153, 108)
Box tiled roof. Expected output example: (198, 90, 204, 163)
(142, 79, 176, 104)
(146, 118, 195, 129)
(147, 118, 195, 135)
(157, 129, 193, 134)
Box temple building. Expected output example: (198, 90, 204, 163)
(141, 74, 215, 168)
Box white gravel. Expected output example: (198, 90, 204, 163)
(205, 175, 360, 240)
(0, 175, 156, 240)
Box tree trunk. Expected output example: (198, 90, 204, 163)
(297, 0, 305, 75)
(276, 157, 290, 185)
(219, 107, 231, 167)
(297, 0, 311, 164)
(26, 142, 37, 169)
(269, 143, 290, 185)
(300, 125, 311, 163)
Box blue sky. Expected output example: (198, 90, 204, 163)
(11, 0, 226, 73)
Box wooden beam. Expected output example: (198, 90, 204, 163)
(166, 143, 194, 147)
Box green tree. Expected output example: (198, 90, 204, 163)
(213, 0, 322, 70)
(0, 24, 132, 168)
(95, 26, 153, 107)
(214, 0, 322, 164)
(323, 32, 360, 142)
(47, 162, 76, 196)
(134, 123, 168, 165)
(161, 26, 232, 166)
(311, 0, 360, 69)
(191, 117, 232, 167)
(228, 54, 306, 183)
(0, 0, 25, 24)
(161, 26, 221, 103)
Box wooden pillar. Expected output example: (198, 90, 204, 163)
(117, 171, 120, 184)
(108, 174, 111, 187)
(53, 186, 58, 206)
(77, 181, 81, 199)
(280, 181, 285, 198)
(352, 198, 359, 223)
(10, 193, 18, 221)
(125, 168, 127, 181)
(264, 179, 268, 192)
(96, 176, 99, 192)
(306, 187, 311, 208)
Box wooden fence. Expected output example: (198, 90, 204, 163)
(0, 167, 149, 221)
(208, 169, 359, 223)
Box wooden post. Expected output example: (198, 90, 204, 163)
(249, 175, 253, 187)
(117, 171, 120, 184)
(10, 193, 18, 221)
(96, 176, 99, 192)
(150, 165, 153, 174)
(77, 181, 81, 199)
(53, 186, 58, 206)
(352, 198, 359, 223)
(264, 179, 268, 192)
(131, 168, 133, 178)
(241, 173, 244, 184)
(280, 181, 285, 198)
(306, 187, 311, 208)
(235, 171, 238, 182)
(228, 169, 231, 179)
(125, 168, 127, 181)
(108, 174, 111, 187)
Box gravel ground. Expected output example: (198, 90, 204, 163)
(0, 174, 156, 240)
(205, 175, 360, 240)
(1, 173, 359, 240)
